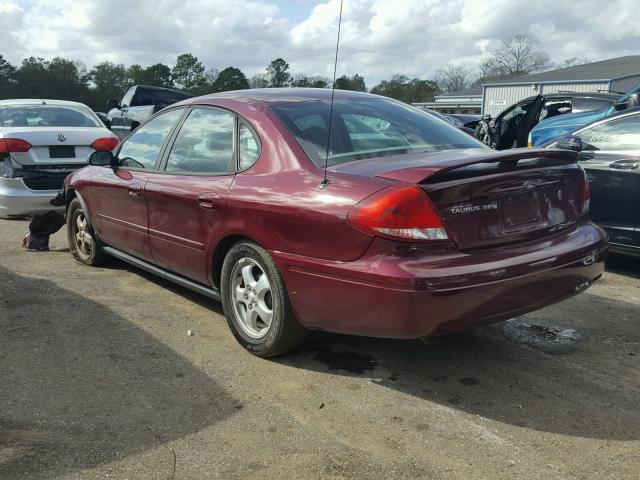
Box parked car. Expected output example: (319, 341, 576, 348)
(549, 107, 640, 256)
(106, 85, 192, 140)
(529, 84, 640, 147)
(63, 88, 606, 356)
(447, 113, 482, 130)
(477, 92, 620, 150)
(0, 99, 118, 218)
(421, 108, 477, 137)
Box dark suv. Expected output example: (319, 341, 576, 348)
(477, 92, 620, 150)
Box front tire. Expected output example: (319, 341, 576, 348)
(221, 241, 306, 357)
(67, 198, 107, 266)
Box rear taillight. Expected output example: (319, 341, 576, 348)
(0, 138, 32, 153)
(91, 137, 119, 151)
(348, 185, 449, 241)
(580, 168, 590, 215)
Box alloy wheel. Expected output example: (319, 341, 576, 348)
(230, 257, 274, 339)
(73, 211, 94, 261)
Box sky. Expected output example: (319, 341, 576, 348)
(1, 0, 639, 86)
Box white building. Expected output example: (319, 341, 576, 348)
(481, 55, 640, 117)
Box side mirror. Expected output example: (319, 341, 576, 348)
(555, 135, 582, 152)
(89, 150, 115, 167)
(106, 99, 119, 110)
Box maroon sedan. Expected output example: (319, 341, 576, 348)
(64, 89, 607, 356)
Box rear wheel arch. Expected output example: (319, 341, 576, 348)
(212, 234, 260, 288)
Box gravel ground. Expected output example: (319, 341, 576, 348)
(1, 218, 639, 480)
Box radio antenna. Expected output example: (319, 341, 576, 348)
(320, 0, 344, 189)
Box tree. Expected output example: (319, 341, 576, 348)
(127, 63, 174, 88)
(249, 73, 269, 89)
(370, 75, 438, 103)
(334, 74, 366, 91)
(434, 64, 471, 94)
(291, 74, 330, 88)
(0, 55, 17, 98)
(172, 53, 206, 93)
(213, 67, 250, 92)
(266, 58, 291, 87)
(480, 35, 551, 80)
(89, 61, 128, 110)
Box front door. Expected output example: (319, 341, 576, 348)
(575, 113, 640, 249)
(89, 107, 186, 261)
(146, 106, 237, 284)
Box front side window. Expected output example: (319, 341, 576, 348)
(0, 104, 100, 127)
(120, 87, 135, 108)
(572, 97, 613, 113)
(165, 107, 235, 174)
(577, 114, 640, 151)
(272, 98, 479, 167)
(118, 108, 184, 169)
(500, 102, 531, 123)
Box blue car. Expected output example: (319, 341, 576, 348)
(530, 84, 640, 147)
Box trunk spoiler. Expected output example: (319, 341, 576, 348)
(375, 148, 579, 184)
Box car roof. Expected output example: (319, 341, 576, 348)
(517, 92, 620, 104)
(185, 88, 381, 107)
(0, 99, 90, 107)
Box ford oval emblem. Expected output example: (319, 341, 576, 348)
(57, 133, 66, 142)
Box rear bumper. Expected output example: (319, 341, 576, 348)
(273, 222, 608, 339)
(0, 177, 64, 217)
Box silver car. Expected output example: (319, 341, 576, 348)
(0, 99, 118, 218)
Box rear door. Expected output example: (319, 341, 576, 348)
(574, 113, 640, 249)
(145, 106, 256, 284)
(89, 107, 186, 262)
(517, 95, 544, 147)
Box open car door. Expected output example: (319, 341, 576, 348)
(517, 95, 544, 147)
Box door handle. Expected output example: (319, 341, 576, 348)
(128, 185, 142, 197)
(198, 193, 220, 210)
(609, 159, 640, 170)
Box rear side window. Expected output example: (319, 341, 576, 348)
(239, 123, 260, 169)
(272, 98, 479, 167)
(577, 113, 640, 151)
(539, 98, 571, 122)
(165, 107, 235, 174)
(118, 108, 184, 169)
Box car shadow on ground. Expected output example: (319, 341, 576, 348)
(605, 253, 640, 279)
(279, 290, 640, 442)
(0, 266, 238, 480)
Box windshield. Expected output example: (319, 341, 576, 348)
(271, 98, 481, 167)
(0, 104, 101, 128)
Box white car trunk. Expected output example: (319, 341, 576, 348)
(1, 126, 112, 166)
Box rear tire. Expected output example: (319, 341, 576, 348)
(67, 198, 107, 266)
(221, 241, 307, 357)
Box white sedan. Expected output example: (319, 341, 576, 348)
(0, 99, 118, 218)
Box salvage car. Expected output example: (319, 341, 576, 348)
(477, 92, 619, 150)
(106, 85, 192, 140)
(63, 89, 607, 356)
(529, 85, 640, 147)
(550, 107, 640, 256)
(0, 99, 118, 218)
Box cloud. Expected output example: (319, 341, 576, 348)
(1, 0, 639, 87)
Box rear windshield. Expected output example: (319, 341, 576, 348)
(0, 105, 100, 128)
(272, 98, 481, 167)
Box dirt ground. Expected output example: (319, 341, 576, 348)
(1, 218, 639, 480)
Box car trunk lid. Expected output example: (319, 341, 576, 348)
(333, 148, 584, 250)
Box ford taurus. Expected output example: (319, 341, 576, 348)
(63, 89, 607, 356)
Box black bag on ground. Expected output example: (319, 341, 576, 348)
(23, 211, 66, 251)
